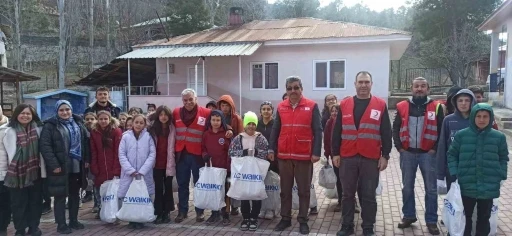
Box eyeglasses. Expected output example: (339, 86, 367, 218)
(286, 86, 301, 91)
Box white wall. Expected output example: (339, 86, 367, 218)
(505, 19, 512, 109)
(128, 95, 213, 113)
(155, 42, 392, 113)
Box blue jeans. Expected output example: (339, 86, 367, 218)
(176, 152, 203, 214)
(400, 151, 438, 224)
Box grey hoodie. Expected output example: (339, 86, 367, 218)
(436, 89, 477, 180)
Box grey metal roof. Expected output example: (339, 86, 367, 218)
(117, 42, 262, 59)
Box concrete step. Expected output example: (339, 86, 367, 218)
(492, 107, 512, 136)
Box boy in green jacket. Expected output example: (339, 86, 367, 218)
(447, 103, 509, 236)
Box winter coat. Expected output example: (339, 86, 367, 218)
(202, 127, 231, 170)
(0, 123, 47, 181)
(40, 115, 90, 197)
(217, 95, 243, 135)
(324, 117, 335, 158)
(149, 123, 176, 177)
(228, 132, 269, 160)
(90, 125, 122, 187)
(447, 103, 509, 199)
(84, 101, 121, 118)
(117, 129, 156, 198)
(0, 116, 7, 126)
(436, 89, 477, 180)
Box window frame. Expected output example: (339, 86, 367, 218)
(249, 61, 280, 91)
(312, 59, 347, 90)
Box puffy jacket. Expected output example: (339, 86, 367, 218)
(90, 125, 122, 187)
(40, 115, 90, 197)
(447, 103, 509, 199)
(117, 129, 156, 198)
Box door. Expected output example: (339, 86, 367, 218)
(188, 66, 205, 96)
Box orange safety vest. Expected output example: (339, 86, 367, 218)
(339, 96, 386, 159)
(277, 97, 316, 160)
(396, 100, 439, 151)
(173, 106, 211, 156)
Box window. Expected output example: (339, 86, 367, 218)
(314, 60, 346, 89)
(251, 62, 278, 89)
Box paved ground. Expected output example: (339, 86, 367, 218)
(7, 134, 512, 235)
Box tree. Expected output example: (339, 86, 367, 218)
(412, 0, 501, 86)
(167, 0, 211, 36)
(270, 0, 320, 19)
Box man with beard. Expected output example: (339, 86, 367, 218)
(332, 71, 392, 236)
(392, 77, 443, 235)
(84, 87, 121, 118)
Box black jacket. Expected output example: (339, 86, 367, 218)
(40, 114, 90, 197)
(84, 101, 121, 118)
(256, 117, 274, 142)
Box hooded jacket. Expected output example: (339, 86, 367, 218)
(217, 95, 243, 135)
(202, 110, 231, 170)
(447, 103, 509, 199)
(436, 89, 476, 180)
(84, 101, 121, 118)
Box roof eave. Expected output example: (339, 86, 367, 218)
(478, 0, 512, 31)
(263, 34, 411, 46)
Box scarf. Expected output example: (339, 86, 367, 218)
(180, 105, 198, 127)
(58, 116, 82, 161)
(4, 122, 40, 188)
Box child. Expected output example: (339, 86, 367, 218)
(90, 111, 122, 218)
(324, 104, 343, 212)
(124, 117, 133, 131)
(83, 112, 98, 212)
(147, 106, 176, 224)
(128, 107, 143, 116)
(202, 110, 231, 225)
(118, 114, 156, 229)
(437, 89, 476, 192)
(447, 103, 508, 236)
(118, 112, 129, 129)
(467, 85, 499, 130)
(228, 111, 269, 231)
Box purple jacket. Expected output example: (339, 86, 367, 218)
(117, 129, 156, 198)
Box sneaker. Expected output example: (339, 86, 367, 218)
(426, 223, 440, 235)
(206, 213, 221, 225)
(153, 216, 163, 225)
(309, 206, 318, 215)
(174, 212, 188, 223)
(69, 221, 85, 230)
(397, 218, 417, 229)
(196, 212, 205, 222)
(249, 218, 258, 231)
(336, 225, 355, 236)
(258, 211, 266, 219)
(299, 223, 310, 234)
(222, 213, 231, 226)
(161, 214, 171, 224)
(135, 223, 145, 229)
(274, 219, 292, 231)
(334, 203, 342, 212)
(41, 205, 52, 215)
(264, 210, 275, 220)
(57, 224, 72, 234)
(362, 228, 375, 236)
(231, 207, 239, 216)
(28, 228, 42, 236)
(91, 206, 100, 213)
(239, 219, 250, 231)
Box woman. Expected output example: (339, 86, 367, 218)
(256, 101, 277, 220)
(147, 106, 176, 224)
(90, 111, 122, 218)
(228, 111, 269, 231)
(40, 100, 90, 234)
(118, 114, 156, 229)
(321, 94, 337, 129)
(324, 104, 343, 212)
(0, 104, 46, 236)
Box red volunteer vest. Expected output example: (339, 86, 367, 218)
(173, 106, 211, 156)
(277, 97, 316, 160)
(339, 96, 386, 159)
(396, 100, 439, 151)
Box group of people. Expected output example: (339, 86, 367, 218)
(0, 71, 508, 236)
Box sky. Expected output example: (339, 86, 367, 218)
(267, 0, 410, 12)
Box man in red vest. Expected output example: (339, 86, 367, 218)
(268, 76, 322, 235)
(332, 71, 392, 236)
(173, 88, 233, 223)
(392, 77, 443, 235)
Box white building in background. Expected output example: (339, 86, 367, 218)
(0, 29, 6, 67)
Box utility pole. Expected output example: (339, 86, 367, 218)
(58, 0, 66, 88)
(106, 0, 110, 61)
(89, 0, 94, 72)
(14, 0, 21, 71)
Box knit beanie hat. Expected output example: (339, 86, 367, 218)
(243, 111, 258, 127)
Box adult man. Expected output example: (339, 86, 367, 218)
(84, 87, 121, 118)
(332, 71, 392, 236)
(393, 77, 443, 235)
(268, 76, 322, 235)
(173, 89, 233, 223)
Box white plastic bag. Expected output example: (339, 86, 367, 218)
(99, 178, 120, 223)
(471, 198, 499, 236)
(442, 181, 465, 236)
(437, 179, 448, 195)
(116, 178, 156, 223)
(193, 164, 227, 211)
(227, 156, 270, 200)
(292, 180, 318, 210)
(261, 171, 280, 211)
(318, 164, 337, 189)
(324, 186, 338, 199)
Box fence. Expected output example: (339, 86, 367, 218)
(390, 60, 452, 94)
